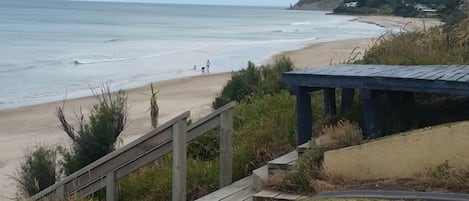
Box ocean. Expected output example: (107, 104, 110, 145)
(0, 0, 385, 109)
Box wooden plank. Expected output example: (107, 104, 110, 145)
(296, 141, 311, 155)
(426, 68, 451, 80)
(195, 176, 253, 201)
(438, 66, 468, 80)
(447, 72, 469, 81)
(116, 116, 220, 179)
(415, 66, 448, 80)
(56, 185, 65, 199)
(173, 118, 188, 201)
(106, 172, 117, 201)
(368, 66, 406, 77)
(275, 193, 302, 200)
(220, 187, 255, 201)
(457, 74, 469, 82)
(220, 109, 234, 187)
(75, 177, 105, 198)
(268, 151, 298, 171)
(188, 117, 220, 141)
(188, 101, 235, 132)
(115, 138, 172, 179)
(253, 190, 281, 201)
(64, 128, 173, 193)
(252, 165, 268, 191)
(284, 72, 469, 95)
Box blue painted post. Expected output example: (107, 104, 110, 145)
(296, 87, 313, 145)
(360, 89, 383, 139)
(341, 88, 355, 113)
(323, 88, 336, 116)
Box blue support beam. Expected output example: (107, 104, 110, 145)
(296, 87, 313, 145)
(361, 89, 383, 139)
(341, 88, 355, 113)
(323, 88, 336, 116)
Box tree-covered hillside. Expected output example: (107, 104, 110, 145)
(333, 0, 466, 20)
(290, 0, 342, 11)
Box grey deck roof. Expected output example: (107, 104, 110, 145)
(283, 64, 469, 95)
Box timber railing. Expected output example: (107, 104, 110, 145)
(30, 101, 236, 201)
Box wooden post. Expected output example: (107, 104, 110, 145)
(341, 88, 355, 113)
(172, 118, 187, 201)
(106, 172, 117, 201)
(219, 108, 233, 187)
(360, 89, 383, 139)
(323, 88, 336, 116)
(56, 185, 65, 200)
(296, 87, 313, 145)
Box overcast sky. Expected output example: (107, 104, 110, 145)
(75, 0, 296, 7)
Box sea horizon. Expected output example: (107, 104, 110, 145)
(0, 0, 386, 110)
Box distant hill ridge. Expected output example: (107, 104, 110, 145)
(291, 0, 342, 11)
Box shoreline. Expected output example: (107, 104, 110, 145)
(0, 15, 441, 199)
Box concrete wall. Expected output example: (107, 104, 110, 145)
(323, 121, 469, 180)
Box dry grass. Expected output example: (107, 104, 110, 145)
(317, 120, 363, 150)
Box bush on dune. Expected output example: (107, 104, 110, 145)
(56, 87, 128, 175)
(212, 57, 293, 109)
(15, 145, 60, 197)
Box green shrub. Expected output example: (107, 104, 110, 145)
(232, 91, 297, 179)
(187, 129, 219, 161)
(15, 145, 59, 197)
(212, 57, 293, 109)
(56, 87, 128, 175)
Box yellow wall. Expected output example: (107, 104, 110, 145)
(323, 121, 469, 180)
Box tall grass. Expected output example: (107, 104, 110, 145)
(360, 27, 469, 65)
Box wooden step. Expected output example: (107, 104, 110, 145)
(252, 190, 310, 201)
(196, 176, 255, 201)
(296, 141, 311, 155)
(297, 138, 320, 155)
(267, 151, 298, 174)
(252, 165, 268, 191)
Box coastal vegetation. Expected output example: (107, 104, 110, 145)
(212, 57, 293, 109)
(56, 87, 128, 175)
(16, 87, 128, 199)
(15, 145, 59, 197)
(290, 0, 342, 10)
(333, 0, 467, 21)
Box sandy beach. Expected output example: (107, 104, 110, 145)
(0, 15, 440, 199)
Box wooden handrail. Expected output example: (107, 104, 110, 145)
(30, 101, 236, 201)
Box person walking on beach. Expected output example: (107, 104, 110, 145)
(206, 59, 210, 71)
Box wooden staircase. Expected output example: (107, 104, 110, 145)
(197, 142, 312, 201)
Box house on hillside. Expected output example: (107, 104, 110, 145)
(345, 1, 358, 7)
(414, 4, 437, 13)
